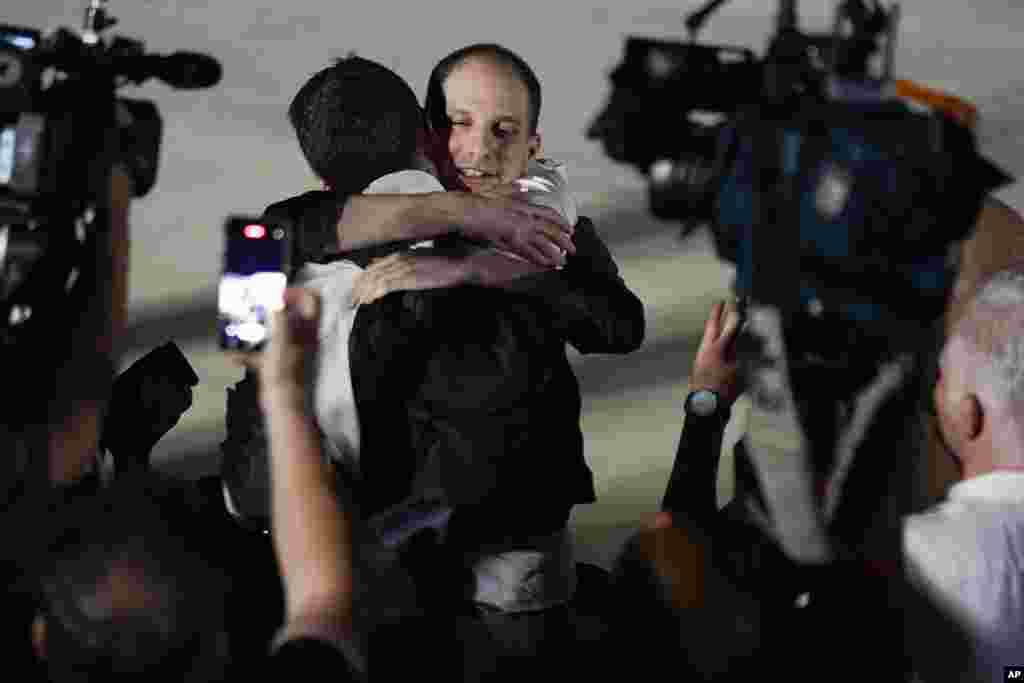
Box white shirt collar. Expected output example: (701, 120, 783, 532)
(363, 169, 444, 195)
(948, 470, 1024, 503)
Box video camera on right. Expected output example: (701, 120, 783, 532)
(589, 0, 1013, 359)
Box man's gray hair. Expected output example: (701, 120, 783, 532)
(958, 268, 1024, 408)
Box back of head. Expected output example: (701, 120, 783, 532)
(38, 478, 228, 682)
(288, 56, 423, 194)
(955, 267, 1024, 448)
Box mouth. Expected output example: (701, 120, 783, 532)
(457, 168, 499, 187)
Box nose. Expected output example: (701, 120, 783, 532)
(454, 125, 494, 167)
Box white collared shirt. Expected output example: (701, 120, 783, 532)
(903, 470, 1024, 680)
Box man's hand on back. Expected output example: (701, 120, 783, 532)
(453, 191, 575, 267)
(351, 252, 475, 306)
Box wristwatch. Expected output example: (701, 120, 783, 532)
(684, 388, 722, 418)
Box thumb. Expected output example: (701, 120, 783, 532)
(283, 287, 319, 322)
(702, 301, 724, 347)
(278, 287, 320, 347)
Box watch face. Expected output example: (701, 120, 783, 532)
(688, 389, 719, 417)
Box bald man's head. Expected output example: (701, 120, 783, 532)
(939, 268, 1024, 470)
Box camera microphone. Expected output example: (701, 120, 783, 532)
(117, 51, 222, 90)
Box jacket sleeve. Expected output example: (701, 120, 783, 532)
(499, 216, 646, 354)
(661, 410, 731, 530)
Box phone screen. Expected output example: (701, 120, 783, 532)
(217, 216, 289, 351)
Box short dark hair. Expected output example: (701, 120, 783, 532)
(37, 479, 228, 681)
(424, 43, 542, 136)
(288, 56, 423, 194)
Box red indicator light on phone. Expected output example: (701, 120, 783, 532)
(243, 224, 266, 239)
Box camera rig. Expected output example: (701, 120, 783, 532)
(0, 0, 220, 350)
(590, 1, 1014, 549)
(588, 0, 1011, 359)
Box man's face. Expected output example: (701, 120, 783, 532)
(442, 57, 540, 193)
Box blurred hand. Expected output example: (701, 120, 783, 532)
(632, 512, 763, 674)
(352, 252, 474, 306)
(458, 192, 574, 267)
(690, 300, 744, 408)
(634, 512, 712, 611)
(230, 288, 320, 409)
(136, 374, 193, 440)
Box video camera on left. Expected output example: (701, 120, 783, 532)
(0, 5, 220, 346)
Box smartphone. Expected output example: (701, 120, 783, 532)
(217, 216, 290, 352)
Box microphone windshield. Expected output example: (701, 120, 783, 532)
(158, 51, 221, 89)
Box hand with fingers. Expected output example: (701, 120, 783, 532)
(691, 299, 745, 410)
(458, 191, 575, 267)
(351, 252, 475, 306)
(102, 342, 198, 474)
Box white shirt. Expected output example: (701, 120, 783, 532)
(903, 470, 1024, 681)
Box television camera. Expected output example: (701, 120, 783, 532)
(589, 1, 1014, 547)
(588, 0, 1010, 359)
(0, 0, 220, 349)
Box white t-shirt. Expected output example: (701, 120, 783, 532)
(903, 470, 1024, 681)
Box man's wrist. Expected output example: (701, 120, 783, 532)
(443, 192, 484, 240)
(684, 387, 731, 419)
(259, 382, 309, 416)
(414, 191, 455, 232)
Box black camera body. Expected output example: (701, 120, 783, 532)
(0, 5, 219, 348)
(0, 25, 165, 212)
(588, 1, 1011, 360)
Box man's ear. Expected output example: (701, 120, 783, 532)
(528, 130, 542, 160)
(954, 393, 984, 443)
(31, 614, 46, 661)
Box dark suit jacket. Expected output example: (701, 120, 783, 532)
(260, 192, 645, 540)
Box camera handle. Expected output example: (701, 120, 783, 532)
(82, 0, 117, 44)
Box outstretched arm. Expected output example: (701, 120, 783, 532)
(234, 288, 357, 653)
(262, 189, 574, 268)
(662, 301, 743, 526)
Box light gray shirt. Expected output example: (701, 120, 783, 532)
(904, 470, 1024, 681)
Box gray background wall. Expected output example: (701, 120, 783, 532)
(8, 1, 1022, 565)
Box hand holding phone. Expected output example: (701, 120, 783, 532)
(218, 216, 290, 352)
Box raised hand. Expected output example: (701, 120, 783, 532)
(691, 300, 745, 409)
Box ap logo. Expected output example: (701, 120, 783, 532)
(1007, 667, 1023, 679)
